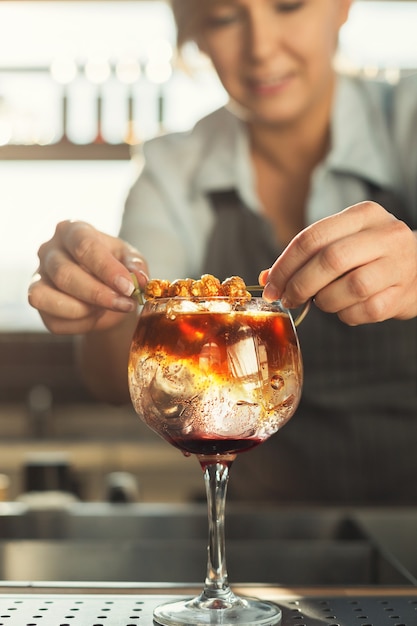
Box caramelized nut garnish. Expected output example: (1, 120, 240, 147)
(201, 273, 222, 295)
(168, 278, 194, 297)
(143, 274, 251, 302)
(220, 275, 250, 299)
(145, 278, 170, 299)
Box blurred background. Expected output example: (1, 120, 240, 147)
(0, 0, 417, 505)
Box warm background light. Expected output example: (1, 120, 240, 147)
(0, 0, 416, 331)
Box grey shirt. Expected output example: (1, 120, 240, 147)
(120, 73, 417, 504)
(120, 73, 417, 277)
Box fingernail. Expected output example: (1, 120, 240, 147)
(112, 297, 136, 312)
(136, 269, 149, 285)
(258, 269, 270, 286)
(262, 282, 280, 302)
(127, 255, 144, 266)
(114, 275, 134, 297)
(280, 294, 292, 309)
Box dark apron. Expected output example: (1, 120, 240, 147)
(202, 187, 417, 504)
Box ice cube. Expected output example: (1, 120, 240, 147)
(205, 300, 232, 313)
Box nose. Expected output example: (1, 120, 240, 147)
(246, 10, 279, 62)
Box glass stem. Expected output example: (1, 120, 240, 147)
(202, 461, 233, 600)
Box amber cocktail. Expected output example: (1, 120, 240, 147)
(128, 293, 303, 626)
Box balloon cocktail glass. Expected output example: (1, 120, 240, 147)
(128, 284, 305, 626)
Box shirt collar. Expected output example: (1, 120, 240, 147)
(192, 106, 259, 211)
(192, 74, 401, 202)
(327, 73, 401, 191)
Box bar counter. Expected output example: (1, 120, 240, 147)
(1, 504, 417, 624)
(0, 582, 416, 625)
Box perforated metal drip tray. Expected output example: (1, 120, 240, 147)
(0, 587, 417, 626)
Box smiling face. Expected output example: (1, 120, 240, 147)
(193, 0, 352, 128)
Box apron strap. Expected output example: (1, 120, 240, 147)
(202, 189, 281, 285)
(202, 184, 417, 504)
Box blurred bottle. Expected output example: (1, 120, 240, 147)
(0, 474, 10, 501)
(17, 452, 79, 508)
(106, 471, 140, 503)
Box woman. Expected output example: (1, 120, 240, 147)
(29, 0, 417, 503)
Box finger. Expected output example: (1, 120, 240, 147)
(39, 248, 136, 313)
(262, 202, 392, 302)
(65, 223, 136, 295)
(284, 212, 411, 308)
(314, 256, 398, 313)
(29, 274, 103, 320)
(337, 285, 401, 326)
(54, 221, 145, 297)
(39, 310, 106, 335)
(29, 276, 132, 334)
(122, 248, 149, 290)
(283, 226, 395, 307)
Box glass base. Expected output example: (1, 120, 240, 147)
(153, 591, 282, 626)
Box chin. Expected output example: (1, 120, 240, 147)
(251, 105, 303, 128)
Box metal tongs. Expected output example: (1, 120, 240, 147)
(246, 285, 311, 327)
(131, 273, 146, 305)
(132, 275, 310, 327)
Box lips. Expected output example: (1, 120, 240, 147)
(247, 72, 293, 94)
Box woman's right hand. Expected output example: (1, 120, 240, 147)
(28, 220, 149, 335)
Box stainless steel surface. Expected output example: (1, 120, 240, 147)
(0, 593, 150, 626)
(355, 509, 417, 581)
(0, 502, 370, 541)
(0, 538, 399, 584)
(0, 504, 415, 586)
(0, 589, 417, 626)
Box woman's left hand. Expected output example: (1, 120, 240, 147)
(260, 201, 417, 325)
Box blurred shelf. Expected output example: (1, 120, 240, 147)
(0, 142, 133, 161)
(0, 0, 161, 2)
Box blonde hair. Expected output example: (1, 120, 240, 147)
(170, 0, 206, 49)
